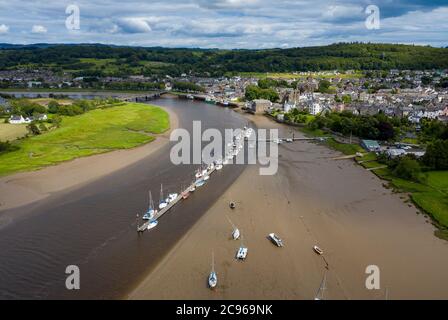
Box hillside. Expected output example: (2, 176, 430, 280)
(0, 42, 447, 77)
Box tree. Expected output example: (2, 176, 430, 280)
(423, 139, 448, 170)
(244, 85, 279, 102)
(376, 121, 395, 141)
(27, 123, 41, 135)
(393, 157, 423, 182)
(48, 100, 60, 114)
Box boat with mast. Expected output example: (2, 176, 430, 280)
(314, 271, 327, 300)
(143, 190, 156, 220)
(159, 184, 167, 209)
(227, 216, 240, 240)
(208, 252, 218, 289)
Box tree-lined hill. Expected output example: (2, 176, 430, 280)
(0, 42, 447, 77)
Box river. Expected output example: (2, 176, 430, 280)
(0, 97, 249, 299)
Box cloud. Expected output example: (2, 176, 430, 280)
(0, 24, 9, 33)
(0, 0, 445, 48)
(114, 17, 152, 33)
(31, 25, 47, 34)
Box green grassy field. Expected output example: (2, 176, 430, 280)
(356, 153, 448, 232)
(0, 123, 28, 141)
(0, 103, 169, 176)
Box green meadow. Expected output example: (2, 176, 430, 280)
(0, 103, 169, 176)
(356, 153, 448, 234)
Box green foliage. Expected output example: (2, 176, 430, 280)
(172, 81, 205, 92)
(245, 85, 279, 102)
(0, 140, 19, 154)
(26, 123, 41, 135)
(10, 99, 46, 117)
(1, 43, 447, 76)
(317, 80, 336, 94)
(308, 111, 399, 140)
(423, 139, 448, 170)
(393, 157, 423, 182)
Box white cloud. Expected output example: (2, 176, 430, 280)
(31, 25, 47, 34)
(0, 1, 445, 48)
(115, 17, 152, 33)
(0, 24, 9, 33)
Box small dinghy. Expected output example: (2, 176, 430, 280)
(147, 219, 158, 230)
(268, 233, 284, 247)
(229, 202, 236, 209)
(313, 246, 324, 255)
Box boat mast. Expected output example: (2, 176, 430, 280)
(149, 190, 153, 210)
(160, 184, 164, 202)
(211, 251, 215, 273)
(315, 271, 327, 300)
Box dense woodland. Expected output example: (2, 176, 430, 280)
(0, 43, 447, 77)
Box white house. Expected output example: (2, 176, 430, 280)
(309, 102, 322, 115)
(9, 115, 29, 124)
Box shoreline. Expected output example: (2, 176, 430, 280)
(129, 112, 448, 300)
(0, 105, 178, 212)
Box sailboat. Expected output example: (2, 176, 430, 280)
(227, 216, 240, 240)
(159, 184, 167, 209)
(143, 191, 156, 220)
(314, 271, 327, 300)
(208, 252, 218, 289)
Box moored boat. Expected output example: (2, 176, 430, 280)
(159, 184, 167, 209)
(208, 252, 218, 289)
(268, 233, 284, 247)
(313, 245, 324, 255)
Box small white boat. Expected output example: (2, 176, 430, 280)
(232, 228, 240, 240)
(189, 184, 196, 192)
(208, 252, 217, 289)
(268, 233, 284, 247)
(286, 138, 293, 143)
(195, 179, 205, 187)
(168, 193, 178, 201)
(147, 219, 158, 230)
(203, 174, 210, 181)
(236, 247, 248, 260)
(313, 246, 324, 255)
(229, 202, 236, 209)
(216, 164, 223, 170)
(159, 202, 167, 209)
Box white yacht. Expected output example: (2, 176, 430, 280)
(208, 252, 218, 289)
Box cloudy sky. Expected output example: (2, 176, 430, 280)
(0, 0, 446, 48)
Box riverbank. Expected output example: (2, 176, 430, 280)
(129, 113, 448, 300)
(0, 105, 177, 212)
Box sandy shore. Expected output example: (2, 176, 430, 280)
(0, 106, 178, 212)
(129, 113, 448, 300)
